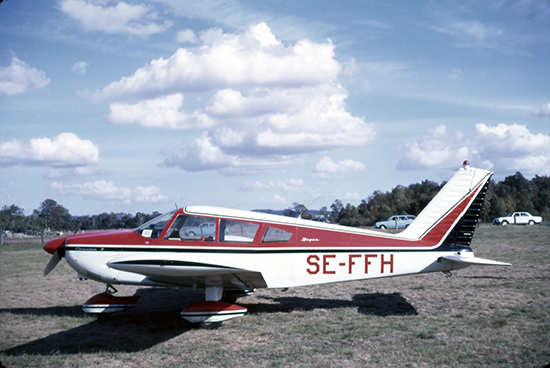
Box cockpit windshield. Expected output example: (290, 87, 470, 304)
(135, 210, 176, 239)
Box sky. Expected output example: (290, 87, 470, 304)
(1, 0, 549, 217)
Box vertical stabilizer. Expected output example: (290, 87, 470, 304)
(398, 162, 493, 243)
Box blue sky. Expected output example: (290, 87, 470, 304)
(1, 0, 549, 216)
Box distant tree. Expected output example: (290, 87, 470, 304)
(493, 172, 535, 214)
(330, 199, 343, 221)
(532, 175, 550, 220)
(139, 211, 161, 224)
(405, 180, 442, 215)
(134, 212, 148, 226)
(319, 206, 328, 218)
(96, 212, 121, 229)
(34, 199, 73, 231)
(76, 215, 95, 230)
(362, 190, 391, 224)
(282, 207, 296, 217)
(292, 202, 311, 219)
(120, 213, 138, 228)
(0, 204, 26, 233)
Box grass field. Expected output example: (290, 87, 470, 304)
(1, 225, 549, 367)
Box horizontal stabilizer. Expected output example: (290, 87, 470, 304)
(442, 254, 511, 266)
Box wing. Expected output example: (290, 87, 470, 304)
(107, 254, 267, 290)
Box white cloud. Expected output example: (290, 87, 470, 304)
(201, 84, 376, 154)
(434, 20, 503, 45)
(108, 93, 215, 129)
(398, 123, 550, 176)
(162, 133, 241, 172)
(176, 29, 198, 43)
(251, 86, 376, 152)
(313, 156, 365, 179)
(240, 180, 270, 191)
(95, 22, 340, 100)
(52, 181, 168, 204)
(46, 166, 100, 178)
(273, 178, 306, 194)
(397, 124, 471, 170)
(532, 102, 550, 118)
(99, 23, 376, 173)
(162, 133, 296, 174)
(363, 60, 410, 76)
(475, 123, 550, 157)
(343, 192, 362, 201)
(60, 0, 172, 36)
(0, 133, 99, 168)
(0, 57, 50, 95)
(72, 61, 89, 74)
(341, 58, 361, 80)
(241, 178, 309, 195)
(271, 194, 287, 204)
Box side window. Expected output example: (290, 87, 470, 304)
(164, 215, 187, 240)
(262, 226, 293, 243)
(219, 219, 259, 243)
(164, 215, 217, 241)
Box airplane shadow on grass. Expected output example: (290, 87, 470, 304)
(248, 292, 418, 317)
(2, 289, 416, 355)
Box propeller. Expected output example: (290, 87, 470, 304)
(43, 237, 67, 276)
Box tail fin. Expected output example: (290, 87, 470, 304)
(399, 161, 510, 267)
(399, 161, 492, 247)
(437, 175, 510, 265)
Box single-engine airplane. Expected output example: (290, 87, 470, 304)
(43, 161, 510, 328)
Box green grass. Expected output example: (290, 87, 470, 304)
(1, 226, 549, 367)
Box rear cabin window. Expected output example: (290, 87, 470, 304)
(262, 226, 293, 243)
(164, 215, 218, 242)
(218, 219, 259, 243)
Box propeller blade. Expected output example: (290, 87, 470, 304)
(43, 248, 64, 276)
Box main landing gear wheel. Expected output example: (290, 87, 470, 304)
(180, 301, 247, 329)
(199, 321, 223, 329)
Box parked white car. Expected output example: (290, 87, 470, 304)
(492, 212, 542, 226)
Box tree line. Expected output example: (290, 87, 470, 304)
(0, 199, 161, 235)
(300, 172, 549, 226)
(1, 172, 548, 235)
